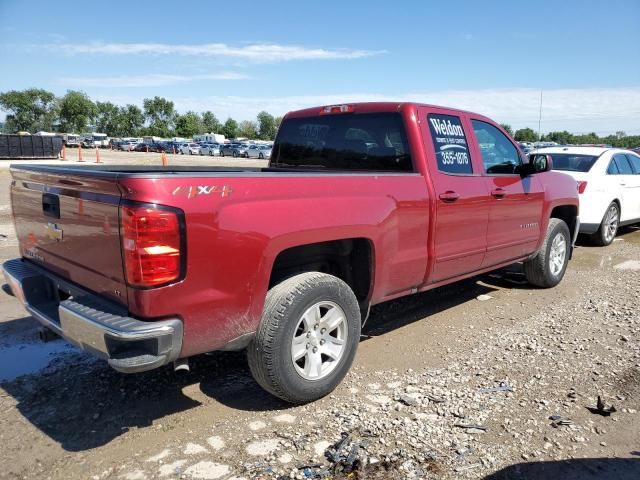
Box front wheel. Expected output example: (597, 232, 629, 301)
(523, 218, 571, 288)
(592, 202, 619, 246)
(247, 272, 361, 404)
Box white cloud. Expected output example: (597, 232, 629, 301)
(46, 42, 386, 62)
(83, 87, 640, 136)
(58, 72, 249, 88)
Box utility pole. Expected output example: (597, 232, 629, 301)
(537, 90, 543, 142)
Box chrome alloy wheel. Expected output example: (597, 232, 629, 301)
(603, 204, 619, 243)
(549, 233, 567, 276)
(291, 301, 348, 381)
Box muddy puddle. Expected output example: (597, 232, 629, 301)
(572, 248, 638, 271)
(0, 339, 79, 383)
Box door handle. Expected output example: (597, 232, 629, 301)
(439, 191, 460, 202)
(619, 182, 626, 186)
(491, 188, 506, 199)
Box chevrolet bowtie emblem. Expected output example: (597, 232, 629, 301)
(45, 222, 63, 241)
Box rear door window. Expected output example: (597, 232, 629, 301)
(613, 154, 634, 175)
(272, 112, 413, 171)
(427, 114, 473, 174)
(471, 120, 521, 174)
(625, 154, 640, 174)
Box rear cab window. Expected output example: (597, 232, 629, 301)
(427, 114, 473, 175)
(547, 154, 599, 172)
(271, 112, 413, 172)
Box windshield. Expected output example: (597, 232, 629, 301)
(548, 153, 599, 172)
(272, 112, 413, 171)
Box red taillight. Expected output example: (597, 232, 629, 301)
(319, 104, 354, 114)
(577, 181, 588, 194)
(120, 205, 183, 288)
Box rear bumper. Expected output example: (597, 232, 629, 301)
(2, 258, 183, 373)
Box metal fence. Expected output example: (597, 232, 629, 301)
(0, 134, 63, 159)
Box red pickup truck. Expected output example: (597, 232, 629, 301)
(3, 102, 579, 403)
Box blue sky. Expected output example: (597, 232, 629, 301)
(1, 0, 639, 134)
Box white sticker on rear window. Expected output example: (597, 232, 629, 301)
(428, 114, 472, 174)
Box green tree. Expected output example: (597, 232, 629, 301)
(222, 118, 238, 139)
(514, 127, 538, 142)
(175, 111, 202, 138)
(201, 111, 221, 134)
(544, 130, 573, 144)
(143, 96, 176, 137)
(500, 123, 513, 136)
(238, 120, 258, 139)
(119, 104, 144, 137)
(273, 116, 282, 138)
(58, 90, 96, 133)
(256, 111, 277, 140)
(0, 88, 57, 132)
(94, 101, 122, 136)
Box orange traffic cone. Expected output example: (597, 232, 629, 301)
(78, 144, 84, 162)
(95, 147, 102, 163)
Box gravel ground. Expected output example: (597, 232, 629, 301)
(0, 155, 638, 479)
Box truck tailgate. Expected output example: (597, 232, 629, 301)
(10, 167, 126, 305)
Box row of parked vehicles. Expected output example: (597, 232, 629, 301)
(110, 139, 273, 159)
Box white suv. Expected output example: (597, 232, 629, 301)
(538, 146, 640, 245)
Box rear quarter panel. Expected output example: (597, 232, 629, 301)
(120, 174, 430, 357)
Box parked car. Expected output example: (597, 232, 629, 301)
(537, 146, 640, 245)
(220, 143, 243, 157)
(3, 102, 579, 404)
(246, 144, 272, 159)
(133, 143, 150, 152)
(200, 143, 221, 156)
(118, 141, 138, 151)
(179, 143, 200, 155)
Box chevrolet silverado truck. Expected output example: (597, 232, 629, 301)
(3, 102, 579, 403)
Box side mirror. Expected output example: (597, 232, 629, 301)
(525, 154, 553, 174)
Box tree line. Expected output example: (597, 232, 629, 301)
(500, 124, 639, 149)
(0, 88, 282, 140)
(1, 88, 638, 147)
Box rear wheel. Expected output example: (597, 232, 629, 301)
(592, 202, 619, 246)
(247, 272, 361, 404)
(523, 218, 570, 288)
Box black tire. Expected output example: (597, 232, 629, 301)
(592, 202, 619, 246)
(247, 272, 361, 404)
(524, 218, 571, 288)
